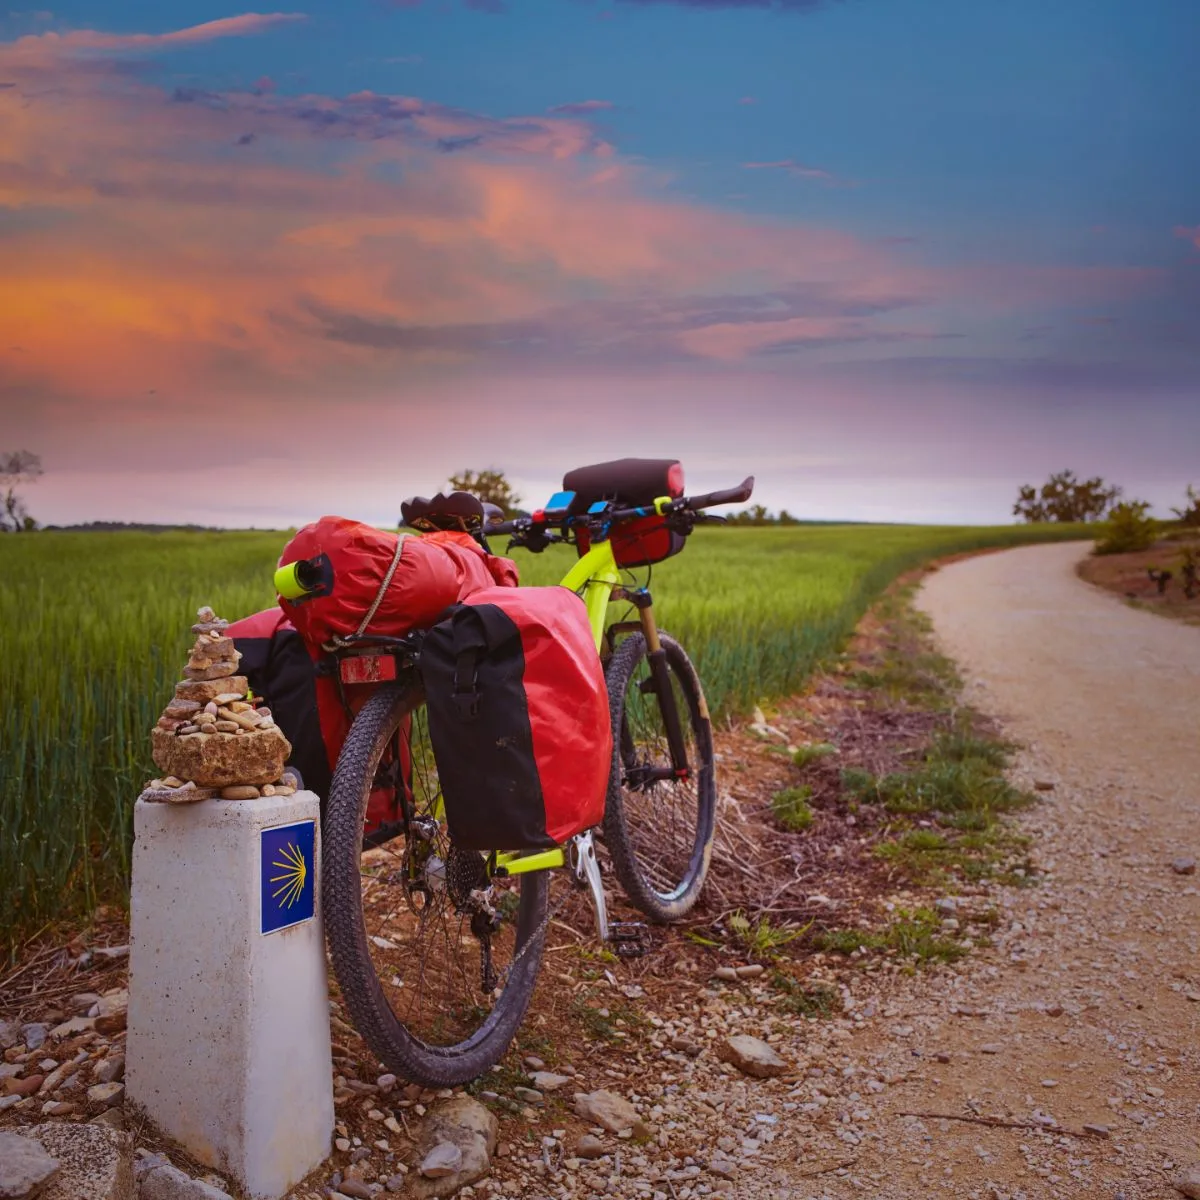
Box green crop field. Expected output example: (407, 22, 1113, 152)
(0, 522, 1085, 948)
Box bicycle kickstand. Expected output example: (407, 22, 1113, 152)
(569, 832, 648, 958)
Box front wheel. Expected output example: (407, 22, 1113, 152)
(603, 632, 717, 922)
(323, 681, 548, 1087)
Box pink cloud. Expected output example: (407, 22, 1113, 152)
(5, 12, 305, 60)
(1173, 225, 1200, 250)
(737, 96, 757, 105)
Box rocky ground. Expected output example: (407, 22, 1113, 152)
(4, 541, 1199, 1199)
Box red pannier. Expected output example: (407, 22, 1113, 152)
(418, 587, 611, 850)
(227, 606, 411, 835)
(565, 457, 688, 568)
(277, 517, 518, 647)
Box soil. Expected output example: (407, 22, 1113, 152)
(1077, 532, 1200, 626)
(5, 539, 1200, 1199)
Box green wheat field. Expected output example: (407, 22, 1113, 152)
(0, 523, 1083, 948)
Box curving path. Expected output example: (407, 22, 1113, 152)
(762, 541, 1200, 1200)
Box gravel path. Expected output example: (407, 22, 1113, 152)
(743, 540, 1200, 1199)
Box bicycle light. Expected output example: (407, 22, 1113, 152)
(274, 554, 334, 601)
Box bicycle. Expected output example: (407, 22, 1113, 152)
(309, 460, 754, 1085)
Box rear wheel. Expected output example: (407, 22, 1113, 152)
(323, 680, 548, 1087)
(603, 632, 717, 922)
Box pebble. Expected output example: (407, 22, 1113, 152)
(1174, 1165, 1200, 1198)
(87, 1081, 125, 1106)
(717, 1035, 789, 1079)
(1172, 857, 1196, 876)
(575, 1134, 607, 1160)
(980, 1043, 1004, 1054)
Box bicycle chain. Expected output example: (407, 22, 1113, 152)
(488, 874, 578, 994)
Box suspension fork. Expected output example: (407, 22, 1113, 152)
(627, 589, 691, 781)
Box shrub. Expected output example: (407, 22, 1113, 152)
(1094, 501, 1158, 555)
(1172, 484, 1200, 528)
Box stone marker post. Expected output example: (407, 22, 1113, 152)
(126, 791, 333, 1200)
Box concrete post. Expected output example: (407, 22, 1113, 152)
(126, 792, 333, 1200)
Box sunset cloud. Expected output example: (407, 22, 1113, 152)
(547, 99, 616, 114)
(1174, 225, 1200, 251)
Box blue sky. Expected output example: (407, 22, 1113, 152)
(1, 0, 1196, 525)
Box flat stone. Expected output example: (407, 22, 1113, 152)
(87, 1082, 124, 1107)
(139, 1164, 233, 1200)
(529, 1072, 571, 1092)
(150, 724, 291, 788)
(1172, 858, 1197, 876)
(16, 1125, 132, 1200)
(980, 1043, 1004, 1054)
(418, 1144, 462, 1179)
(573, 1090, 641, 1134)
(717, 1035, 789, 1079)
(172, 677, 249, 705)
(513, 1087, 543, 1105)
(0, 1130, 60, 1199)
(409, 1097, 497, 1199)
(0, 1022, 21, 1051)
(88, 1111, 125, 1132)
(49, 1017, 95, 1039)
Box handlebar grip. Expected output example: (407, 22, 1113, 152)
(686, 476, 755, 510)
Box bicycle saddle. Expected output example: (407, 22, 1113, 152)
(401, 491, 486, 533)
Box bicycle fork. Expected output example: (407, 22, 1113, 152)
(628, 590, 691, 782)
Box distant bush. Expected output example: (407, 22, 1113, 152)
(1172, 484, 1200, 528)
(1094, 501, 1158, 556)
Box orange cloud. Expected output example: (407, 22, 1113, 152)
(0, 13, 1168, 414)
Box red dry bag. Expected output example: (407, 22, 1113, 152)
(418, 587, 611, 850)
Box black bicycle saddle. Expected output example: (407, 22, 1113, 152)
(401, 491, 486, 532)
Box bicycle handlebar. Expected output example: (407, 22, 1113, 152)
(484, 475, 755, 540)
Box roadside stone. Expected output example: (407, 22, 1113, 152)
(522, 1056, 546, 1071)
(93, 1057, 124, 1086)
(139, 1163, 233, 1200)
(735, 964, 764, 979)
(21, 1026, 47, 1052)
(1173, 1165, 1200, 1198)
(86, 1082, 124, 1107)
(17, 1124, 132, 1200)
(88, 1111, 124, 1132)
(3, 1076, 43, 1099)
(713, 967, 739, 982)
(669, 1036, 702, 1057)
(0, 1022, 20, 1051)
(1171, 858, 1196, 876)
(334, 1181, 372, 1199)
(530, 1072, 571, 1092)
(980, 1043, 1004, 1054)
(1083, 1123, 1110, 1138)
(717, 1035, 789, 1079)
(49, 1017, 94, 1040)
(0, 1130, 60, 1199)
(573, 1090, 641, 1134)
(409, 1096, 497, 1199)
(575, 1135, 607, 1160)
(513, 1086, 543, 1105)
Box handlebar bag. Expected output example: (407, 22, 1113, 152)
(228, 606, 412, 837)
(277, 517, 518, 648)
(574, 516, 687, 568)
(419, 586, 611, 851)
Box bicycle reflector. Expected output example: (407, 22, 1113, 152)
(273, 553, 334, 602)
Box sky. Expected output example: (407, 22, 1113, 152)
(0, 0, 1197, 527)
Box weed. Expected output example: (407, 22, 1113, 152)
(727, 910, 808, 957)
(770, 971, 841, 1018)
(791, 742, 838, 769)
(771, 786, 814, 831)
(812, 908, 966, 965)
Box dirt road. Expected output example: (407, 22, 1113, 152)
(754, 540, 1200, 1199)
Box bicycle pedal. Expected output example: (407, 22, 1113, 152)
(607, 921, 649, 957)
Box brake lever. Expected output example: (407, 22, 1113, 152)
(695, 514, 727, 525)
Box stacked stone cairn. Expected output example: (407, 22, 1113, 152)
(144, 606, 295, 803)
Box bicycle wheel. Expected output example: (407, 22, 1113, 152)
(603, 631, 717, 922)
(323, 680, 549, 1087)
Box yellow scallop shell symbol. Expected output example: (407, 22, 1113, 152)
(270, 841, 308, 909)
